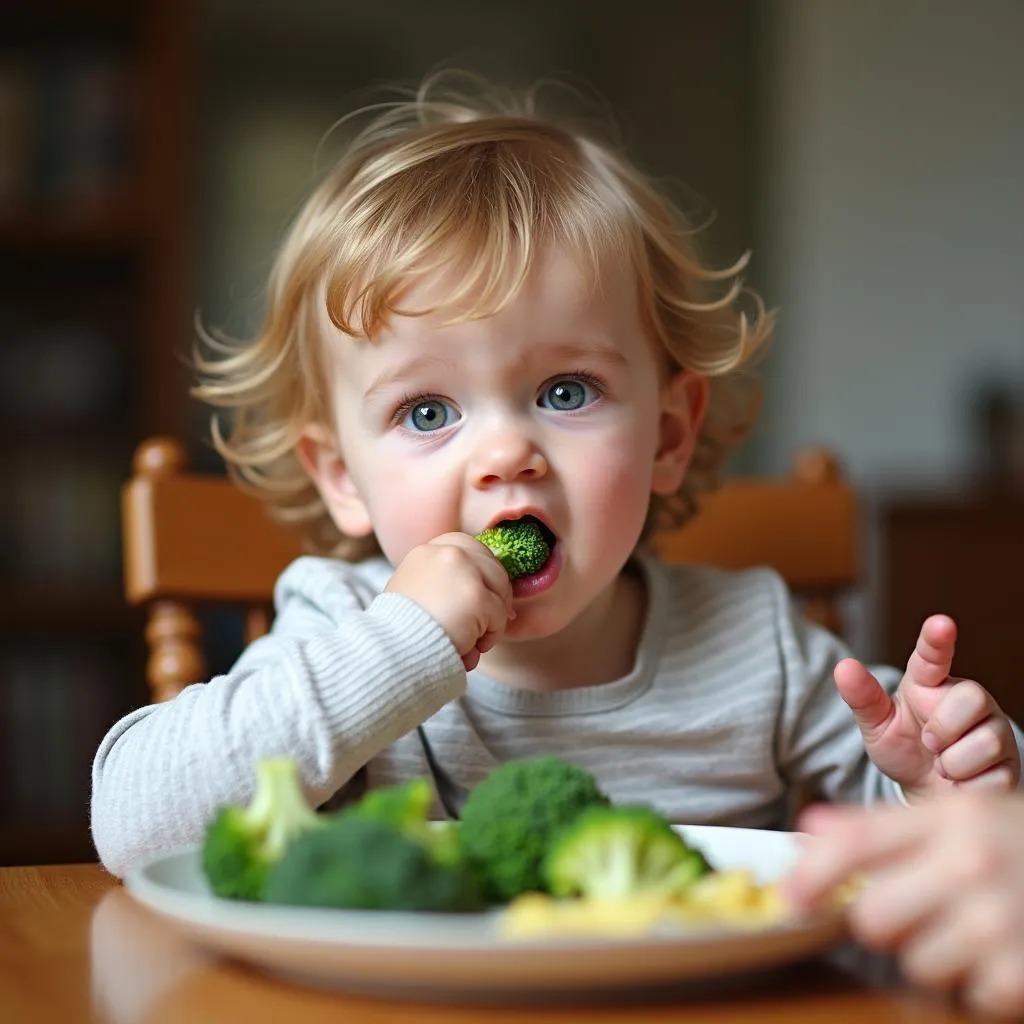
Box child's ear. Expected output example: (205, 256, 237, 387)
(295, 426, 374, 538)
(651, 371, 708, 496)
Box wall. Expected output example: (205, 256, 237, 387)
(756, 0, 1024, 484)
(193, 0, 759, 450)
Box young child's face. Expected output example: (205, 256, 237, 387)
(305, 244, 705, 641)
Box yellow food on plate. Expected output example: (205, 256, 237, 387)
(500, 870, 789, 941)
(501, 891, 675, 940)
(673, 869, 786, 926)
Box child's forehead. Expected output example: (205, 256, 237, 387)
(378, 241, 638, 333)
(322, 245, 653, 386)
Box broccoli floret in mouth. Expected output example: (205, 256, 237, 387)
(475, 516, 554, 580)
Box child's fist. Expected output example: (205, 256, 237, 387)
(833, 615, 1020, 798)
(386, 533, 515, 671)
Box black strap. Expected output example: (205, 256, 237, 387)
(417, 724, 465, 820)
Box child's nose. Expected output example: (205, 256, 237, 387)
(469, 430, 548, 488)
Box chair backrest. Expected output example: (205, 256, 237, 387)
(122, 438, 858, 703)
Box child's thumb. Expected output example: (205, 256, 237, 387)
(834, 658, 895, 742)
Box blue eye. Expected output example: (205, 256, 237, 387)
(539, 378, 594, 412)
(403, 399, 456, 432)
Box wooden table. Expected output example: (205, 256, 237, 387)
(0, 864, 994, 1023)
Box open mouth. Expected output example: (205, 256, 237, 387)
(499, 514, 559, 594)
(509, 514, 557, 554)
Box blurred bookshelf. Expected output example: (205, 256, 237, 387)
(0, 1, 194, 865)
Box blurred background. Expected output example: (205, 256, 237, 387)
(1, 0, 1022, 865)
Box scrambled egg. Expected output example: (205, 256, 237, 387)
(500, 869, 789, 941)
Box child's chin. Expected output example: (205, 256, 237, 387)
(502, 607, 567, 642)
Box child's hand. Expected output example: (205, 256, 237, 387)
(784, 796, 1024, 1019)
(833, 615, 1020, 800)
(386, 533, 515, 672)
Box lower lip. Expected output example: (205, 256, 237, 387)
(512, 543, 562, 599)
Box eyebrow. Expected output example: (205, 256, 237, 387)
(531, 342, 629, 369)
(363, 355, 458, 401)
(362, 340, 628, 401)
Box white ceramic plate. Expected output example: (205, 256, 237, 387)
(124, 825, 845, 1001)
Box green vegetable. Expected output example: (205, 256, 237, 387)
(543, 805, 712, 900)
(475, 518, 551, 580)
(346, 778, 433, 834)
(459, 756, 609, 902)
(264, 815, 484, 912)
(202, 757, 323, 901)
(344, 778, 460, 865)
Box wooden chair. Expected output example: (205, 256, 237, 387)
(122, 438, 858, 704)
(651, 447, 857, 636)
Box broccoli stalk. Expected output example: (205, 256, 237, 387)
(543, 805, 712, 901)
(475, 518, 551, 580)
(202, 757, 323, 901)
(458, 756, 609, 902)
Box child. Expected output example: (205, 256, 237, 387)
(90, 76, 1022, 878)
(786, 792, 1024, 1018)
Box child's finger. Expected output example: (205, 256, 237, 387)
(476, 630, 498, 654)
(833, 658, 896, 740)
(470, 544, 516, 614)
(935, 716, 1015, 782)
(903, 614, 957, 689)
(957, 762, 1020, 790)
(920, 680, 998, 754)
(481, 591, 511, 637)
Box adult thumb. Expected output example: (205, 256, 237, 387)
(834, 657, 895, 742)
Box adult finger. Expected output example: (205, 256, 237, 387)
(964, 949, 1024, 1020)
(848, 855, 949, 950)
(784, 804, 925, 909)
(902, 890, 1016, 991)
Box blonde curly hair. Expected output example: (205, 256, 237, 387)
(194, 76, 774, 561)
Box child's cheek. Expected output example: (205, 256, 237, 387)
(366, 466, 457, 568)
(576, 450, 653, 542)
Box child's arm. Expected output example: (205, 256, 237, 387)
(784, 795, 1024, 1019)
(90, 556, 466, 878)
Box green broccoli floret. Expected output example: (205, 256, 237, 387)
(458, 756, 609, 903)
(202, 757, 323, 901)
(264, 815, 484, 912)
(475, 518, 551, 580)
(345, 778, 460, 865)
(347, 778, 433, 834)
(544, 805, 713, 900)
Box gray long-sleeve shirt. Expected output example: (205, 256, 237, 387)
(92, 552, 914, 877)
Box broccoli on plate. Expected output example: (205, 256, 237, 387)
(201, 757, 323, 901)
(344, 777, 460, 865)
(264, 815, 484, 912)
(544, 805, 712, 900)
(458, 756, 609, 902)
(475, 518, 551, 579)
